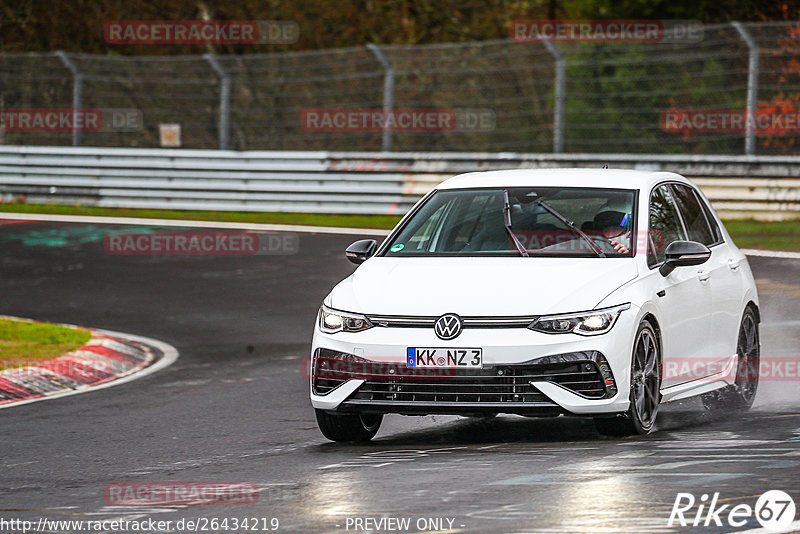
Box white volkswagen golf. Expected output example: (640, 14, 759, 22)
(310, 169, 760, 441)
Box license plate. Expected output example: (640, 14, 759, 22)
(406, 348, 483, 369)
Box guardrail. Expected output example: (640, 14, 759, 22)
(1, 146, 799, 219)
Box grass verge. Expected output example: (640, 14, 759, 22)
(0, 203, 797, 250)
(722, 220, 800, 252)
(0, 317, 91, 370)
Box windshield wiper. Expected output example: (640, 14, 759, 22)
(503, 190, 529, 257)
(534, 198, 606, 258)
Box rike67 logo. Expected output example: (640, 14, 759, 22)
(669, 490, 796, 530)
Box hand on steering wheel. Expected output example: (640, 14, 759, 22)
(590, 234, 629, 254)
(608, 239, 630, 254)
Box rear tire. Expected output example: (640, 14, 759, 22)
(315, 409, 383, 442)
(595, 319, 661, 437)
(703, 307, 759, 412)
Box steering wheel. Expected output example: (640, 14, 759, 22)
(590, 234, 627, 254)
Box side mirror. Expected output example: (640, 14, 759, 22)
(659, 240, 711, 277)
(345, 239, 377, 265)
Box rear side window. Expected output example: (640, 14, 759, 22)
(670, 184, 717, 246)
(695, 189, 723, 243)
(648, 185, 687, 267)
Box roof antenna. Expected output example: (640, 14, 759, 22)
(602, 164, 609, 169)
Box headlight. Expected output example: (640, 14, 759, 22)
(529, 304, 630, 336)
(318, 305, 373, 334)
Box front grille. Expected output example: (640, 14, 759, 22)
(353, 374, 549, 403)
(364, 314, 536, 328)
(351, 360, 606, 403)
(312, 349, 616, 403)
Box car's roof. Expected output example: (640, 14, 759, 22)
(436, 168, 691, 191)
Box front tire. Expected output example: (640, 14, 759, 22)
(315, 409, 383, 442)
(595, 319, 661, 437)
(703, 307, 760, 412)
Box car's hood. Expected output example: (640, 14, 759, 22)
(327, 257, 638, 316)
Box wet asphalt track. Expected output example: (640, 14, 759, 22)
(1, 221, 799, 534)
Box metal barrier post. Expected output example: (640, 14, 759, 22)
(731, 22, 760, 156)
(366, 44, 395, 152)
(542, 41, 565, 154)
(55, 51, 83, 147)
(204, 54, 232, 150)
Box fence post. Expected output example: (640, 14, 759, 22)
(366, 44, 395, 152)
(731, 22, 759, 156)
(204, 54, 232, 150)
(543, 41, 565, 154)
(55, 51, 83, 147)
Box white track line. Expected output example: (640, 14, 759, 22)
(740, 248, 800, 260)
(0, 212, 391, 236)
(0, 327, 179, 410)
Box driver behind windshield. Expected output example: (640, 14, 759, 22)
(385, 187, 637, 256)
(593, 209, 632, 254)
(512, 192, 633, 255)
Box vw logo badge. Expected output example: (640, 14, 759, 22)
(434, 313, 463, 340)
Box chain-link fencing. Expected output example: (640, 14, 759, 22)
(2, 21, 800, 154)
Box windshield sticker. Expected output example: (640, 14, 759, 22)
(390, 243, 405, 252)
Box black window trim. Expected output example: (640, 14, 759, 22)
(668, 182, 724, 248)
(688, 186, 724, 246)
(647, 183, 686, 270)
(647, 180, 724, 271)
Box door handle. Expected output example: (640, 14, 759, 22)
(697, 270, 711, 282)
(728, 259, 741, 271)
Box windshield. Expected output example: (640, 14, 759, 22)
(382, 187, 637, 257)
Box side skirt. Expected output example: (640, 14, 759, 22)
(660, 353, 737, 403)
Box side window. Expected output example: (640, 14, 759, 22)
(648, 185, 687, 267)
(670, 184, 716, 246)
(695, 189, 723, 243)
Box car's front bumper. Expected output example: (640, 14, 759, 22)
(309, 310, 638, 416)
